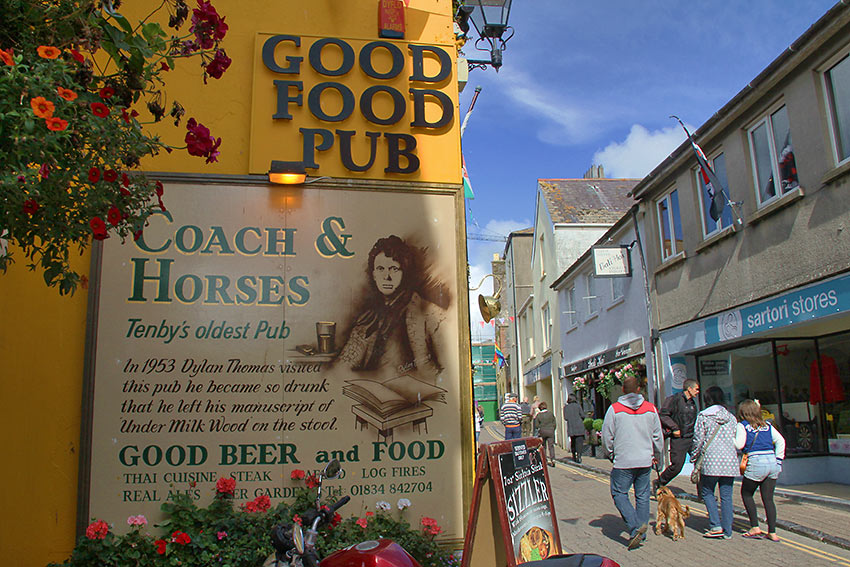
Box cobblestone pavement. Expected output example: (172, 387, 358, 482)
(479, 423, 850, 566)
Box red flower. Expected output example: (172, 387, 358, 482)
(161, 61, 170, 71)
(122, 172, 131, 187)
(242, 494, 271, 513)
(133, 228, 144, 241)
(290, 469, 306, 480)
(356, 517, 368, 528)
(420, 517, 442, 536)
(191, 0, 228, 49)
(204, 49, 231, 80)
(99, 86, 115, 99)
(172, 531, 191, 545)
(107, 205, 122, 226)
(331, 513, 342, 527)
(121, 107, 139, 124)
(31, 97, 55, 119)
(305, 474, 319, 489)
(185, 118, 221, 163)
(365, 511, 374, 517)
(37, 45, 60, 59)
(216, 476, 236, 495)
(22, 198, 39, 215)
(68, 48, 84, 63)
(85, 519, 109, 540)
(38, 163, 50, 179)
(90, 102, 109, 117)
(88, 167, 101, 183)
(90, 217, 108, 240)
(0, 48, 13, 66)
(155, 539, 167, 555)
(293, 514, 302, 526)
(104, 169, 118, 182)
(57, 87, 77, 101)
(45, 117, 68, 131)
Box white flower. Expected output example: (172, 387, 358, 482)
(376, 500, 392, 511)
(397, 498, 411, 510)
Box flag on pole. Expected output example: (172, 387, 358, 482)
(462, 154, 475, 199)
(493, 346, 506, 368)
(672, 116, 725, 222)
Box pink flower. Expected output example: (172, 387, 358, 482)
(216, 476, 236, 495)
(185, 118, 221, 163)
(356, 517, 368, 528)
(216, 531, 227, 540)
(127, 515, 148, 527)
(85, 519, 109, 540)
(191, 0, 228, 49)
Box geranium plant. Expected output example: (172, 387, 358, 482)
(0, 0, 230, 295)
(55, 473, 457, 567)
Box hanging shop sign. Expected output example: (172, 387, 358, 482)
(84, 181, 465, 540)
(378, 0, 405, 39)
(250, 33, 457, 180)
(563, 337, 644, 377)
(591, 245, 632, 278)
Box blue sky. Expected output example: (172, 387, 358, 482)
(463, 0, 838, 341)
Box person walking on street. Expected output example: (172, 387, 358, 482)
(520, 397, 533, 437)
(534, 401, 557, 466)
(531, 395, 542, 419)
(736, 399, 786, 542)
(563, 395, 586, 463)
(500, 394, 523, 440)
(602, 376, 663, 550)
(691, 386, 739, 540)
(657, 379, 700, 490)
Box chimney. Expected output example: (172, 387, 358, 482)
(584, 164, 604, 179)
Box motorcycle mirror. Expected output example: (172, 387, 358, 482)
(323, 459, 342, 480)
(292, 524, 305, 555)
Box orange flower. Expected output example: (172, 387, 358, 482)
(37, 45, 61, 59)
(57, 87, 77, 101)
(45, 117, 68, 131)
(31, 97, 55, 118)
(0, 48, 13, 66)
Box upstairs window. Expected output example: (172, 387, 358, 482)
(541, 303, 551, 352)
(523, 312, 534, 357)
(611, 275, 626, 303)
(565, 285, 577, 327)
(656, 189, 683, 260)
(825, 53, 850, 165)
(584, 274, 599, 317)
(696, 152, 733, 235)
(748, 105, 799, 205)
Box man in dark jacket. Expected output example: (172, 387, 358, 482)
(657, 379, 700, 488)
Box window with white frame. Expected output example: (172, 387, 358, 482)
(584, 274, 599, 317)
(523, 312, 534, 357)
(825, 53, 850, 165)
(656, 188, 683, 260)
(541, 303, 551, 352)
(695, 152, 733, 235)
(565, 285, 577, 327)
(611, 275, 626, 303)
(748, 105, 799, 205)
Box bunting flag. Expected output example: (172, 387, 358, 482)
(462, 154, 475, 199)
(672, 116, 725, 222)
(494, 345, 506, 368)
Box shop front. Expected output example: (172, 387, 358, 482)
(659, 270, 850, 484)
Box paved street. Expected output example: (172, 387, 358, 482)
(480, 423, 850, 566)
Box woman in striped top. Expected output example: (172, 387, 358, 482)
(735, 399, 786, 542)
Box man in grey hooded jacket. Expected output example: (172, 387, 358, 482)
(602, 376, 663, 550)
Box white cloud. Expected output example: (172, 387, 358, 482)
(466, 218, 530, 343)
(592, 123, 689, 178)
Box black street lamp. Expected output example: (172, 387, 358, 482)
(456, 0, 514, 71)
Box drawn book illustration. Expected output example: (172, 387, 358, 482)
(343, 374, 447, 418)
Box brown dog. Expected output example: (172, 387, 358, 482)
(655, 485, 690, 540)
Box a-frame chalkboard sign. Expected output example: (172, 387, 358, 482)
(461, 438, 562, 567)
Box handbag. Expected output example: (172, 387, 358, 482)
(740, 428, 762, 475)
(690, 423, 721, 484)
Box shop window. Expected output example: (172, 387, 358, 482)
(811, 333, 850, 454)
(656, 189, 683, 260)
(584, 274, 599, 317)
(695, 152, 734, 236)
(824, 53, 850, 165)
(748, 105, 799, 206)
(775, 340, 826, 455)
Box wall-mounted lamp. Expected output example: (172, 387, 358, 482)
(455, 0, 514, 72)
(470, 273, 503, 323)
(268, 161, 306, 185)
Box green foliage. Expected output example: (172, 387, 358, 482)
(582, 417, 593, 431)
(592, 419, 604, 432)
(0, 0, 229, 294)
(55, 481, 457, 567)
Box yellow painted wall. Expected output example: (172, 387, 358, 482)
(0, 2, 460, 565)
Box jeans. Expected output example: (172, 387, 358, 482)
(701, 475, 734, 536)
(744, 453, 781, 482)
(610, 467, 651, 537)
(504, 425, 522, 440)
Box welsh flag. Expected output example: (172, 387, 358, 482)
(462, 154, 474, 199)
